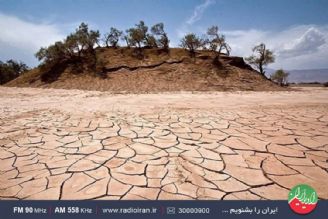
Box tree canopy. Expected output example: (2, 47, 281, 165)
(206, 25, 231, 55)
(180, 25, 231, 56)
(125, 21, 148, 48)
(0, 60, 29, 84)
(271, 69, 289, 86)
(34, 22, 235, 65)
(245, 43, 275, 75)
(35, 22, 100, 68)
(103, 27, 123, 48)
(180, 33, 203, 54)
(151, 23, 169, 50)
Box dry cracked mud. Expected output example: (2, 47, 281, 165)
(0, 87, 327, 200)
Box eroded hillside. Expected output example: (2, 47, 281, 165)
(6, 48, 283, 92)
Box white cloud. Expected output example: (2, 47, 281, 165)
(224, 25, 328, 69)
(278, 27, 326, 58)
(224, 29, 269, 57)
(0, 13, 65, 66)
(186, 0, 215, 25)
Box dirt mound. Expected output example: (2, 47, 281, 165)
(6, 48, 283, 92)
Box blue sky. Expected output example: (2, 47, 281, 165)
(1, 0, 328, 69)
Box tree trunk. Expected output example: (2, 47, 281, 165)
(259, 63, 264, 75)
(124, 38, 130, 48)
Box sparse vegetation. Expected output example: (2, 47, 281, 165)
(0, 60, 29, 84)
(145, 34, 158, 48)
(270, 69, 289, 86)
(180, 33, 203, 55)
(179, 26, 231, 58)
(245, 43, 275, 75)
(323, 82, 328, 87)
(126, 21, 149, 49)
(34, 22, 234, 72)
(36, 22, 100, 65)
(24, 21, 287, 91)
(35, 22, 100, 80)
(121, 21, 171, 50)
(151, 23, 169, 50)
(122, 31, 131, 48)
(206, 25, 231, 55)
(103, 27, 123, 48)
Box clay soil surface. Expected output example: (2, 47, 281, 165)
(0, 86, 327, 200)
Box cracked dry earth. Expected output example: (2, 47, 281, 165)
(0, 87, 328, 200)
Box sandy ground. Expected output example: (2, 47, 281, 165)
(0, 86, 327, 200)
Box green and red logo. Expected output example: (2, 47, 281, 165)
(288, 184, 318, 214)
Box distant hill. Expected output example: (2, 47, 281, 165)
(6, 47, 284, 92)
(266, 68, 328, 83)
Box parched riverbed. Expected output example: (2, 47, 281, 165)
(0, 87, 327, 200)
